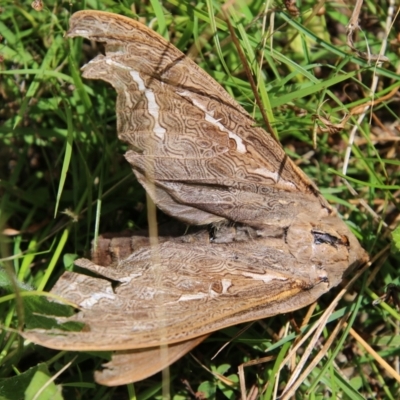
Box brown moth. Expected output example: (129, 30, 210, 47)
(22, 11, 368, 386)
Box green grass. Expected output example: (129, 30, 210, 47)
(1, 0, 399, 399)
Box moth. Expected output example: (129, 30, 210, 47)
(22, 11, 368, 386)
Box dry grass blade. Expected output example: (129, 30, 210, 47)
(281, 315, 349, 399)
(346, 0, 389, 62)
(280, 245, 391, 398)
(343, 0, 394, 178)
(347, 324, 400, 384)
(238, 355, 276, 400)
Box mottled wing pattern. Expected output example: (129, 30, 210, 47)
(23, 219, 360, 351)
(66, 11, 331, 230)
(25, 228, 332, 350)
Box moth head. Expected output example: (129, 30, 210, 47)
(287, 213, 367, 288)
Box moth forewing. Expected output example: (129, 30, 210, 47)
(67, 11, 331, 224)
(21, 10, 368, 386)
(23, 222, 361, 351)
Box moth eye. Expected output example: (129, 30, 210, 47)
(312, 231, 349, 247)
